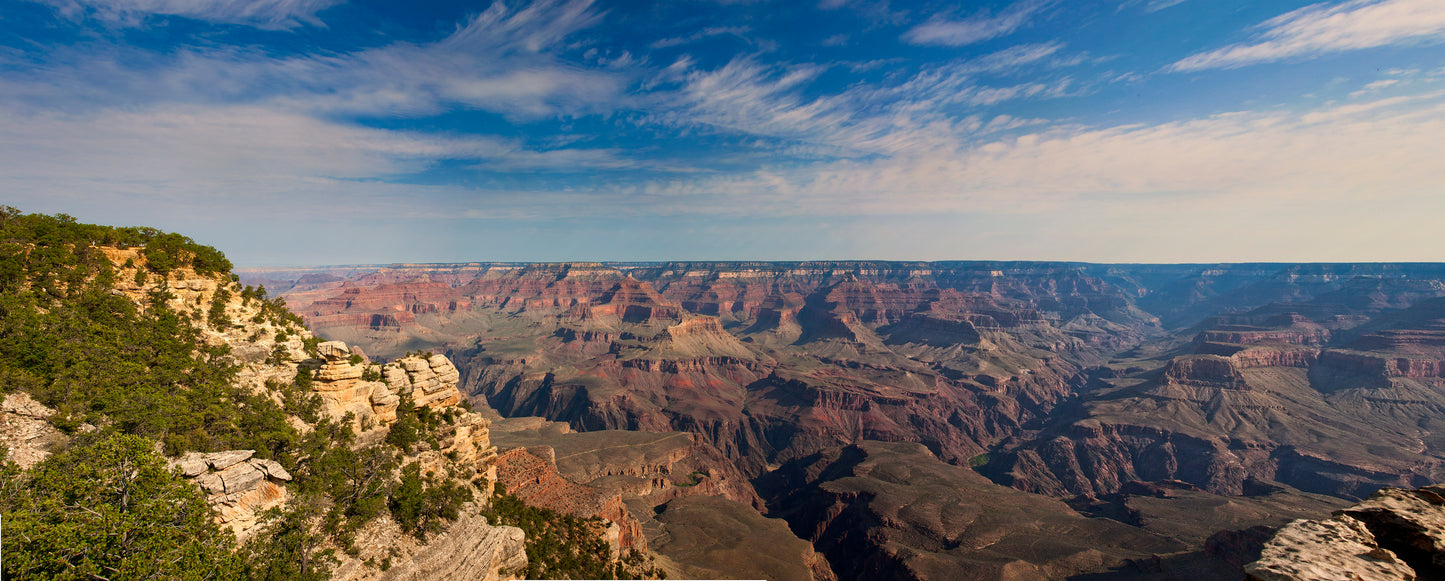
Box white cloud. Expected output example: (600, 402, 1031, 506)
(5, 0, 625, 120)
(30, 0, 342, 29)
(1172, 0, 1445, 72)
(650, 92, 1445, 222)
(0, 102, 655, 212)
(650, 26, 751, 49)
(1119, 0, 1189, 13)
(903, 0, 1055, 46)
(657, 43, 1082, 158)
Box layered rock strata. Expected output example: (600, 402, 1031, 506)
(170, 449, 293, 538)
(760, 440, 1186, 581)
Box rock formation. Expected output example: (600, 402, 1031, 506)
(244, 261, 1445, 580)
(1244, 484, 1445, 580)
(170, 449, 293, 538)
(92, 251, 522, 581)
(484, 412, 838, 578)
(0, 392, 69, 469)
(758, 440, 1185, 580)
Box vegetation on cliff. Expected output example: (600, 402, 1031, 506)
(0, 434, 241, 579)
(484, 484, 665, 580)
(0, 210, 478, 579)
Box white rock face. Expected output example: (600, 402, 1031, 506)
(169, 450, 295, 540)
(0, 392, 66, 469)
(373, 511, 527, 581)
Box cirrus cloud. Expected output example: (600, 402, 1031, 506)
(1172, 0, 1445, 72)
(26, 0, 343, 29)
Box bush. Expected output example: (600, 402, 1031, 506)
(0, 434, 243, 579)
(385, 396, 421, 452)
(389, 462, 472, 540)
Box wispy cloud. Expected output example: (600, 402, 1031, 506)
(653, 41, 1085, 161)
(0, 101, 677, 227)
(5, 0, 625, 120)
(650, 26, 751, 49)
(637, 92, 1445, 225)
(0, 104, 623, 184)
(28, 0, 342, 29)
(1171, 0, 1445, 72)
(903, 0, 1055, 46)
(1119, 0, 1190, 13)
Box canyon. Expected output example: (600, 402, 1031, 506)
(241, 261, 1445, 579)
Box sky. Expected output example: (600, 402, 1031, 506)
(2, 0, 1444, 265)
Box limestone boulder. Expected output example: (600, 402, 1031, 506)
(196, 472, 227, 494)
(204, 449, 254, 471)
(218, 461, 265, 494)
(230, 343, 271, 364)
(383, 366, 411, 389)
(317, 363, 364, 383)
(318, 340, 352, 360)
(253, 458, 292, 482)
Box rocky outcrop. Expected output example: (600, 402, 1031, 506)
(490, 414, 762, 506)
(1315, 350, 1445, 381)
(308, 343, 464, 430)
(91, 252, 512, 581)
(1162, 355, 1249, 389)
(495, 446, 641, 556)
(1197, 327, 1333, 347)
(366, 510, 527, 581)
(1244, 485, 1445, 580)
(0, 392, 68, 469)
(170, 450, 293, 539)
(1247, 515, 1412, 581)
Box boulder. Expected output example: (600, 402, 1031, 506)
(196, 472, 227, 494)
(317, 363, 364, 383)
(253, 458, 292, 482)
(179, 457, 209, 477)
(204, 449, 254, 471)
(1245, 485, 1445, 580)
(218, 462, 265, 494)
(1245, 515, 1411, 581)
(318, 341, 352, 360)
(383, 366, 410, 387)
(230, 343, 270, 364)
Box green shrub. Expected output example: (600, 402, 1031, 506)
(389, 462, 472, 540)
(385, 395, 421, 452)
(0, 433, 243, 579)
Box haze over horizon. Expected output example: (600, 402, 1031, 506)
(4, 0, 1443, 265)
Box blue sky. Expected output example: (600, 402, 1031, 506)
(3, 0, 1444, 265)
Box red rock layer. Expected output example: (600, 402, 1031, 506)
(495, 447, 646, 552)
